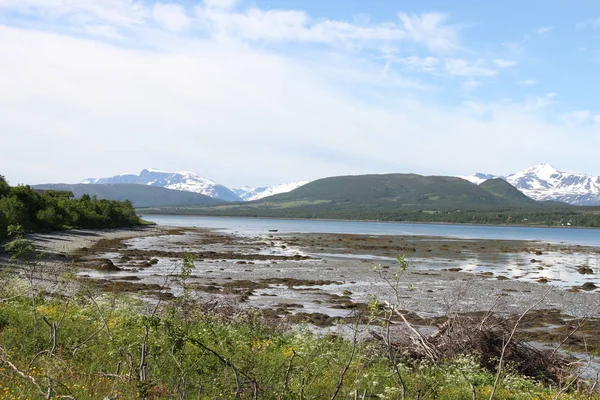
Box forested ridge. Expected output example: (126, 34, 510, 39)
(0, 174, 141, 241)
(140, 174, 600, 227)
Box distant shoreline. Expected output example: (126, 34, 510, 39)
(138, 212, 600, 231)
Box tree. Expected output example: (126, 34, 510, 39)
(0, 195, 29, 228)
(0, 174, 9, 198)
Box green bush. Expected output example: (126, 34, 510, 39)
(0, 174, 141, 242)
(0, 282, 595, 399)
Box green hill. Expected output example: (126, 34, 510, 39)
(138, 173, 600, 226)
(479, 178, 538, 206)
(262, 174, 522, 209)
(32, 184, 223, 208)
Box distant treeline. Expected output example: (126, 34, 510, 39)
(0, 174, 141, 241)
(140, 204, 600, 227)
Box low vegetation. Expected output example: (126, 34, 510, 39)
(0, 175, 141, 242)
(0, 246, 598, 399)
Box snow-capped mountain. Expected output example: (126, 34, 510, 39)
(458, 173, 497, 185)
(82, 168, 242, 202)
(460, 164, 600, 205)
(233, 181, 310, 201)
(505, 164, 600, 205)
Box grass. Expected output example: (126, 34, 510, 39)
(0, 275, 598, 400)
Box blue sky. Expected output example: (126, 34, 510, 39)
(1, 0, 599, 187)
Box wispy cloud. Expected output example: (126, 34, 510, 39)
(204, 0, 239, 10)
(193, 7, 462, 53)
(536, 26, 553, 34)
(493, 59, 517, 68)
(0, 0, 464, 53)
(396, 12, 460, 53)
(444, 58, 497, 76)
(395, 56, 439, 72)
(0, 0, 148, 28)
(576, 17, 600, 30)
(517, 79, 538, 86)
(152, 3, 191, 32)
(561, 110, 591, 124)
(462, 80, 482, 90)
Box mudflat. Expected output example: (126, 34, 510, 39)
(14, 225, 600, 354)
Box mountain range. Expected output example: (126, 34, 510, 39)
(31, 183, 223, 208)
(460, 164, 600, 206)
(82, 169, 309, 203)
(80, 164, 600, 206)
(138, 173, 600, 228)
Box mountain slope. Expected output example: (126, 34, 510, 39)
(505, 164, 600, 205)
(83, 169, 241, 202)
(479, 178, 537, 206)
(247, 173, 540, 210)
(460, 164, 600, 206)
(32, 184, 224, 208)
(233, 181, 310, 201)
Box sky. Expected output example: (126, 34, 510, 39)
(1, 0, 600, 188)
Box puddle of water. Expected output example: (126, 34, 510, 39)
(251, 285, 353, 317)
(311, 252, 396, 261)
(312, 250, 600, 289)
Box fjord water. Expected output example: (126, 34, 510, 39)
(143, 215, 600, 246)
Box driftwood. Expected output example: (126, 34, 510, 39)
(372, 313, 573, 386)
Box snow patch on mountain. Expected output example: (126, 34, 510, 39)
(233, 181, 309, 201)
(459, 164, 600, 205)
(505, 164, 600, 205)
(82, 169, 242, 202)
(458, 173, 497, 185)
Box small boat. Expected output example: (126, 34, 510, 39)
(268, 229, 279, 232)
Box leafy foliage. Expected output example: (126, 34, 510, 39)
(0, 282, 593, 399)
(0, 175, 141, 242)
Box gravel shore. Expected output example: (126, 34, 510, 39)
(4, 225, 597, 372)
(6, 226, 596, 319)
(17, 226, 597, 318)
(28, 226, 171, 256)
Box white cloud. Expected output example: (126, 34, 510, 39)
(523, 92, 556, 111)
(82, 24, 123, 39)
(493, 59, 517, 68)
(517, 79, 537, 86)
(191, 7, 461, 53)
(397, 12, 460, 53)
(152, 3, 191, 32)
(0, 0, 148, 27)
(536, 26, 553, 34)
(444, 58, 497, 76)
(204, 0, 238, 10)
(462, 80, 482, 90)
(395, 56, 439, 71)
(561, 110, 591, 125)
(0, 2, 597, 185)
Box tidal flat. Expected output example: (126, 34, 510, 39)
(22, 225, 600, 355)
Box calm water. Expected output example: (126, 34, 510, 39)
(142, 215, 600, 246)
